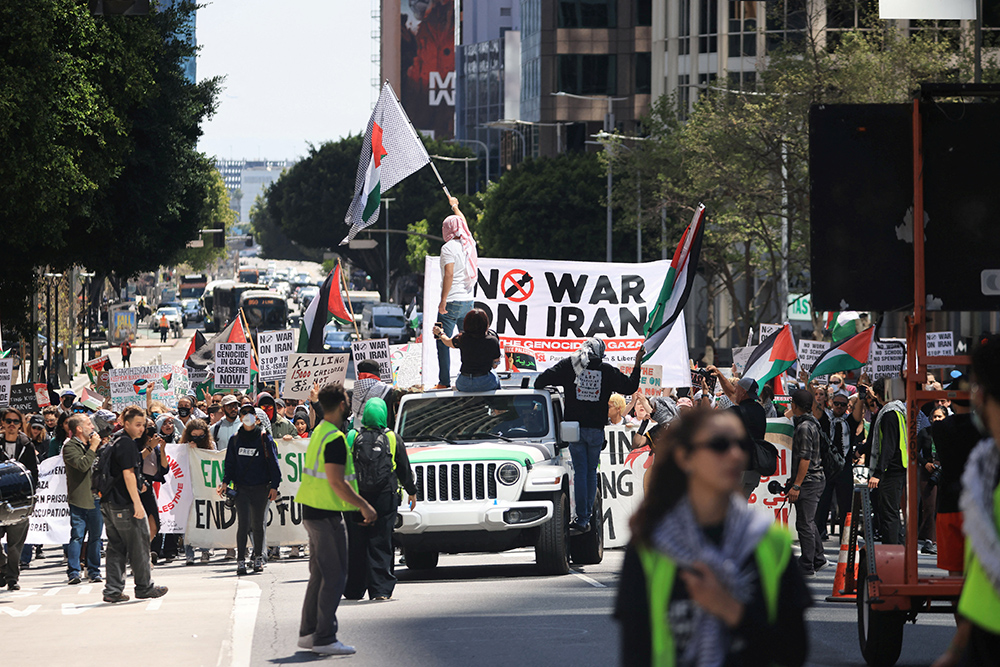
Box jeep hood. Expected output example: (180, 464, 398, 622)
(406, 442, 552, 465)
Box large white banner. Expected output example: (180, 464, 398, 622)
(154, 443, 194, 534)
(25, 455, 71, 545)
(422, 257, 690, 388)
(185, 440, 309, 548)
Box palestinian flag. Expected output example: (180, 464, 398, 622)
(405, 296, 419, 330)
(743, 324, 798, 386)
(809, 326, 875, 380)
(185, 315, 258, 390)
(827, 311, 861, 342)
(643, 204, 706, 362)
(298, 263, 353, 353)
(184, 331, 207, 363)
(342, 82, 432, 243)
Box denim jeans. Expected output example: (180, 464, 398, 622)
(455, 370, 501, 392)
(436, 300, 473, 386)
(102, 504, 156, 597)
(68, 499, 103, 579)
(568, 427, 606, 526)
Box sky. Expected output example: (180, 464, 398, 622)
(196, 0, 374, 162)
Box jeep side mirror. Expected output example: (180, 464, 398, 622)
(559, 421, 580, 445)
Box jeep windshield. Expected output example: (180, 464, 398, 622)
(398, 394, 550, 442)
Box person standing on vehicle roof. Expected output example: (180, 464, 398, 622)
(435, 196, 479, 389)
(535, 338, 643, 533)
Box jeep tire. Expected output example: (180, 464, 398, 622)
(571, 491, 604, 565)
(536, 491, 570, 575)
(403, 548, 439, 571)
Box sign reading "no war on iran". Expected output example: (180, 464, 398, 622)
(257, 329, 295, 382)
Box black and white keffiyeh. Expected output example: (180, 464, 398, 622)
(570, 338, 606, 381)
(960, 438, 1000, 591)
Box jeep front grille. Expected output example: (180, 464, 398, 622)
(414, 463, 498, 502)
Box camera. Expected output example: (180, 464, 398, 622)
(767, 480, 788, 495)
(145, 425, 157, 441)
(224, 486, 238, 509)
(927, 463, 942, 487)
(858, 385, 868, 398)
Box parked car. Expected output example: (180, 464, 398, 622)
(322, 326, 356, 354)
(360, 302, 408, 344)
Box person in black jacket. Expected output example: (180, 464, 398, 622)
(218, 404, 281, 575)
(0, 408, 39, 591)
(535, 338, 642, 533)
(857, 378, 908, 545)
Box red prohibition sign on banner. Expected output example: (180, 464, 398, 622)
(501, 269, 534, 302)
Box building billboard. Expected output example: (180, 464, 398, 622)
(401, 0, 454, 139)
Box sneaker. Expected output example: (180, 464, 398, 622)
(568, 520, 590, 534)
(35, 546, 44, 558)
(267, 547, 280, 561)
(922, 542, 938, 555)
(185, 556, 195, 566)
(237, 561, 247, 576)
(371, 596, 391, 601)
(88, 574, 103, 584)
(224, 549, 236, 561)
(814, 560, 829, 572)
(289, 546, 302, 558)
(253, 557, 264, 573)
(20, 561, 30, 569)
(433, 384, 450, 390)
(7, 581, 20, 591)
(136, 586, 168, 599)
(296, 635, 314, 650)
(103, 592, 129, 603)
(68, 575, 82, 585)
(312, 641, 356, 656)
(200, 552, 211, 564)
(799, 568, 816, 577)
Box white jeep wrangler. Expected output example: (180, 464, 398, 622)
(393, 385, 604, 574)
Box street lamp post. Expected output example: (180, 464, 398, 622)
(81, 272, 96, 361)
(382, 197, 395, 303)
(446, 139, 490, 186)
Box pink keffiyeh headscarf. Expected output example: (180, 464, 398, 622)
(442, 214, 479, 291)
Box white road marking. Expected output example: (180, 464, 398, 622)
(0, 605, 40, 617)
(61, 602, 104, 615)
(43, 587, 64, 596)
(146, 599, 163, 611)
(571, 570, 606, 588)
(79, 585, 93, 595)
(217, 580, 261, 667)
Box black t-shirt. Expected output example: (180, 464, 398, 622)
(302, 429, 348, 521)
(932, 413, 980, 514)
(730, 399, 766, 443)
(615, 528, 811, 667)
(453, 332, 501, 376)
(106, 433, 142, 509)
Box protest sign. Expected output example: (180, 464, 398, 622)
(732, 345, 756, 374)
(422, 257, 690, 388)
(9, 382, 39, 413)
(751, 418, 797, 527)
(617, 364, 663, 397)
(215, 343, 252, 389)
(862, 340, 906, 380)
(33, 383, 50, 407)
(391, 344, 423, 388)
(0, 358, 12, 407)
(257, 329, 295, 382)
(758, 323, 782, 343)
(351, 338, 393, 382)
(926, 331, 954, 369)
(798, 339, 831, 373)
(186, 441, 309, 548)
(282, 353, 349, 400)
(503, 343, 538, 372)
(25, 456, 71, 545)
(84, 354, 112, 398)
(108, 364, 189, 411)
(154, 444, 194, 533)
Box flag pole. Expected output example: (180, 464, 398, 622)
(339, 259, 362, 339)
(382, 80, 452, 200)
(238, 308, 260, 394)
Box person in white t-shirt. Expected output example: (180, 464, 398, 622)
(436, 197, 479, 388)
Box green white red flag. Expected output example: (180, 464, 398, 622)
(298, 263, 353, 353)
(827, 311, 861, 342)
(342, 82, 431, 243)
(642, 204, 706, 362)
(743, 324, 798, 386)
(809, 326, 875, 380)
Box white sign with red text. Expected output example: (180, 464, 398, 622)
(154, 443, 194, 534)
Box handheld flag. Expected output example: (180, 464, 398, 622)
(342, 82, 431, 243)
(827, 311, 861, 342)
(405, 296, 419, 331)
(299, 263, 353, 353)
(743, 324, 798, 386)
(643, 204, 706, 362)
(809, 326, 875, 380)
(185, 315, 258, 386)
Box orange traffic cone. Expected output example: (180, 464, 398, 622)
(825, 511, 859, 602)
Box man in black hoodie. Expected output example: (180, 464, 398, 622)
(787, 389, 827, 576)
(0, 408, 38, 590)
(535, 338, 642, 533)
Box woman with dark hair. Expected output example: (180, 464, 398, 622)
(615, 409, 810, 667)
(433, 308, 501, 392)
(181, 419, 214, 565)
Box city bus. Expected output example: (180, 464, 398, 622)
(179, 273, 209, 299)
(212, 282, 257, 332)
(240, 290, 288, 335)
(201, 279, 232, 332)
(238, 267, 260, 284)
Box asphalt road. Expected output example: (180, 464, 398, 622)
(2, 539, 957, 667)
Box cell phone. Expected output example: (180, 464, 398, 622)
(434, 321, 443, 329)
(859, 386, 868, 398)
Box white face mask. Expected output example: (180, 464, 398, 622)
(241, 414, 256, 428)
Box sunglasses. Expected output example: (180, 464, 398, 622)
(190, 433, 206, 440)
(698, 435, 751, 454)
(832, 401, 849, 407)
(3, 418, 21, 425)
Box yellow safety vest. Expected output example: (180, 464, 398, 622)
(637, 523, 793, 667)
(874, 410, 908, 470)
(957, 480, 1000, 634)
(295, 420, 359, 512)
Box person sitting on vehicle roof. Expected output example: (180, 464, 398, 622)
(433, 308, 501, 392)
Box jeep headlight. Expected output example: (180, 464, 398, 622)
(497, 462, 520, 486)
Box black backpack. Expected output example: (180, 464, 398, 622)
(91, 435, 121, 498)
(351, 428, 395, 496)
(819, 427, 846, 478)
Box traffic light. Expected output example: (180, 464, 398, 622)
(245, 235, 254, 247)
(213, 229, 225, 248)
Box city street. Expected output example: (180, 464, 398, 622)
(1, 539, 957, 666)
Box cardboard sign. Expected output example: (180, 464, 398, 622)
(0, 358, 12, 407)
(732, 345, 756, 374)
(84, 354, 113, 398)
(351, 338, 392, 382)
(282, 353, 350, 400)
(9, 382, 39, 413)
(25, 455, 71, 545)
(797, 339, 831, 373)
(33, 383, 50, 407)
(926, 331, 954, 369)
(391, 343, 423, 389)
(504, 344, 538, 372)
(863, 340, 906, 380)
(155, 443, 194, 534)
(215, 343, 252, 389)
(257, 329, 295, 382)
(758, 323, 782, 343)
(108, 364, 189, 411)
(421, 256, 691, 389)
(618, 364, 663, 397)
